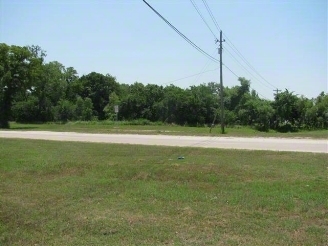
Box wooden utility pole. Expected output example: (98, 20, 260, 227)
(219, 30, 225, 134)
(273, 88, 281, 97)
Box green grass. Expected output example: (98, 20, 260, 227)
(8, 121, 328, 139)
(0, 139, 327, 245)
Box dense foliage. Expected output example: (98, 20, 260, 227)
(1, 43, 327, 131)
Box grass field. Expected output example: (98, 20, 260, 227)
(0, 138, 327, 245)
(8, 121, 328, 139)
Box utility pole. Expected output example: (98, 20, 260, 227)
(273, 88, 281, 129)
(273, 88, 281, 97)
(219, 30, 225, 134)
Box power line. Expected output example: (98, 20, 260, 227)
(144, 0, 272, 100)
(223, 38, 277, 89)
(222, 63, 270, 100)
(142, 0, 219, 63)
(223, 63, 239, 78)
(223, 44, 274, 90)
(189, 0, 217, 39)
(252, 89, 270, 100)
(191, 50, 221, 87)
(162, 48, 219, 87)
(201, 0, 221, 33)
(190, 60, 215, 86)
(200, 0, 277, 90)
(163, 62, 269, 100)
(251, 88, 270, 100)
(162, 66, 219, 86)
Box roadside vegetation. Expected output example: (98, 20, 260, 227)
(1, 43, 328, 133)
(9, 121, 328, 139)
(1, 139, 327, 245)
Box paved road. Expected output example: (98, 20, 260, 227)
(0, 131, 327, 153)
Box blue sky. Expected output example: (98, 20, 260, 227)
(1, 0, 327, 100)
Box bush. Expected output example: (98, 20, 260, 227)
(276, 122, 299, 133)
(52, 99, 76, 122)
(12, 96, 39, 123)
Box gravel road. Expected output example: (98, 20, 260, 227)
(1, 131, 327, 153)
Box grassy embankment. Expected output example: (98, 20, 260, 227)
(1, 138, 327, 245)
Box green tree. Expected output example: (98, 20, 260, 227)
(0, 44, 44, 128)
(103, 92, 120, 120)
(314, 92, 328, 129)
(12, 95, 39, 123)
(53, 99, 76, 122)
(160, 85, 187, 124)
(273, 89, 299, 131)
(78, 72, 119, 120)
(32, 61, 67, 121)
(304, 92, 328, 129)
(119, 82, 146, 120)
(295, 96, 313, 128)
(65, 67, 79, 101)
(82, 97, 94, 121)
(142, 84, 165, 121)
(224, 77, 250, 112)
(239, 98, 274, 131)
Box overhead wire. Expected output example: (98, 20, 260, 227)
(223, 63, 270, 100)
(201, 0, 277, 90)
(145, 0, 268, 93)
(222, 63, 239, 78)
(188, 0, 270, 97)
(144, 0, 271, 99)
(223, 39, 277, 89)
(223, 45, 273, 90)
(141, 0, 270, 160)
(191, 51, 221, 88)
(161, 66, 219, 86)
(142, 2, 223, 160)
(190, 60, 212, 86)
(189, 0, 217, 39)
(188, 0, 223, 87)
(160, 48, 219, 90)
(142, 0, 219, 63)
(201, 0, 221, 33)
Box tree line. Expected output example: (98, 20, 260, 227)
(1, 43, 327, 131)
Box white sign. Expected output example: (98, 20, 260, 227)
(114, 105, 119, 113)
